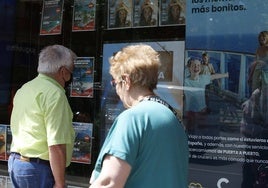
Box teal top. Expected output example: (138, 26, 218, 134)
(10, 74, 75, 166)
(92, 100, 189, 188)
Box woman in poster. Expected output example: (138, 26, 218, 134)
(168, 0, 185, 25)
(139, 0, 156, 26)
(248, 31, 268, 90)
(115, 2, 131, 28)
(184, 57, 228, 132)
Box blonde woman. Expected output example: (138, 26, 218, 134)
(89, 44, 188, 188)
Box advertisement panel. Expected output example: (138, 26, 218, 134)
(132, 0, 158, 28)
(71, 57, 94, 98)
(72, 0, 96, 31)
(108, 0, 132, 29)
(40, 0, 64, 35)
(159, 0, 185, 26)
(72, 122, 93, 164)
(186, 0, 268, 187)
(0, 125, 6, 161)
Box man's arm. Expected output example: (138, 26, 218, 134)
(49, 144, 66, 188)
(89, 155, 131, 188)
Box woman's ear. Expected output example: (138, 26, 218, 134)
(122, 74, 131, 90)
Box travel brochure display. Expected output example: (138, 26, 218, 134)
(39, 0, 186, 32)
(72, 122, 93, 164)
(159, 0, 185, 26)
(0, 125, 6, 161)
(108, 0, 185, 29)
(132, 0, 158, 27)
(40, 0, 64, 35)
(0, 123, 93, 164)
(186, 0, 268, 187)
(0, 125, 11, 161)
(72, 0, 96, 31)
(108, 0, 132, 29)
(71, 57, 94, 98)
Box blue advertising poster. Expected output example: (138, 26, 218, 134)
(186, 1, 268, 187)
(72, 122, 93, 164)
(186, 0, 268, 53)
(40, 0, 64, 35)
(71, 57, 94, 98)
(72, 0, 96, 31)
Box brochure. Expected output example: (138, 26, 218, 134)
(71, 57, 94, 98)
(108, 0, 132, 29)
(72, 0, 96, 31)
(0, 125, 6, 161)
(72, 122, 93, 164)
(40, 0, 64, 35)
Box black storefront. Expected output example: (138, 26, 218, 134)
(0, 0, 268, 187)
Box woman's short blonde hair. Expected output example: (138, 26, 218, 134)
(109, 44, 160, 91)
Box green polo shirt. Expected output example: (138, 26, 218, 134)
(10, 74, 75, 166)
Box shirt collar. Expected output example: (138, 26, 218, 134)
(38, 73, 65, 92)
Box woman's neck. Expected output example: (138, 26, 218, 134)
(132, 88, 155, 106)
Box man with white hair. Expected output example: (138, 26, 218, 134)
(8, 44, 77, 188)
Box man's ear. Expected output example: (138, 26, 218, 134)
(59, 66, 65, 76)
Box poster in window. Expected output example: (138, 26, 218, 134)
(72, 122, 93, 164)
(40, 0, 64, 35)
(6, 126, 11, 160)
(186, 0, 268, 187)
(71, 57, 94, 98)
(108, 0, 132, 29)
(133, 0, 158, 27)
(72, 0, 96, 32)
(0, 124, 6, 161)
(159, 0, 185, 26)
